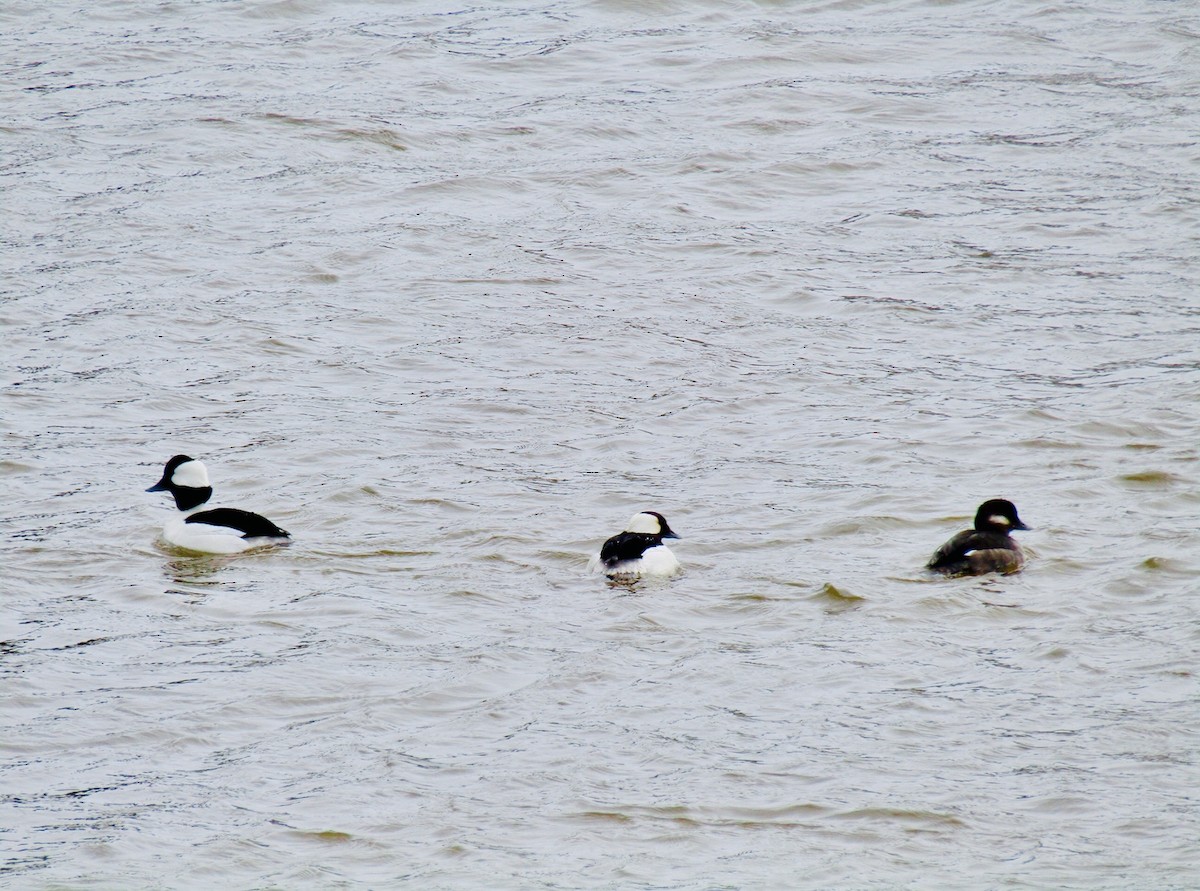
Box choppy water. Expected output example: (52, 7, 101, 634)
(3, 1, 1199, 888)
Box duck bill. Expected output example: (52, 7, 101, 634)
(664, 531, 681, 540)
(146, 479, 168, 492)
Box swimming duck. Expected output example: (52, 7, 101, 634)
(927, 498, 1029, 576)
(147, 454, 290, 554)
(590, 511, 682, 580)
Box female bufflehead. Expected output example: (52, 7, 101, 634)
(927, 499, 1029, 576)
(589, 511, 682, 580)
(147, 454, 290, 554)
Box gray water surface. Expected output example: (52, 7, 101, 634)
(3, 1, 1199, 888)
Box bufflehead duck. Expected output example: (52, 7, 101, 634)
(589, 511, 682, 580)
(147, 454, 290, 554)
(927, 499, 1029, 576)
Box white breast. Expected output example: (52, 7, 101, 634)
(592, 544, 681, 579)
(636, 544, 681, 576)
(161, 515, 256, 555)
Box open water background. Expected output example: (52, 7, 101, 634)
(3, 1, 1199, 888)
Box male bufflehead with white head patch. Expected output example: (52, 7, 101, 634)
(927, 499, 1029, 576)
(147, 455, 290, 554)
(590, 511, 682, 580)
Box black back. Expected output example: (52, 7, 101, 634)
(927, 529, 1016, 572)
(600, 531, 661, 566)
(186, 508, 289, 539)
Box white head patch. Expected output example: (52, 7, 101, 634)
(988, 514, 1011, 527)
(625, 512, 662, 535)
(172, 459, 210, 489)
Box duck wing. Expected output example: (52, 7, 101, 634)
(599, 531, 657, 566)
(186, 508, 289, 539)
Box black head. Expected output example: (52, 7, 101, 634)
(146, 454, 196, 493)
(973, 499, 1030, 533)
(641, 510, 681, 540)
(147, 455, 212, 511)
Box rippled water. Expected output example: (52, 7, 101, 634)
(4, 1, 1199, 887)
